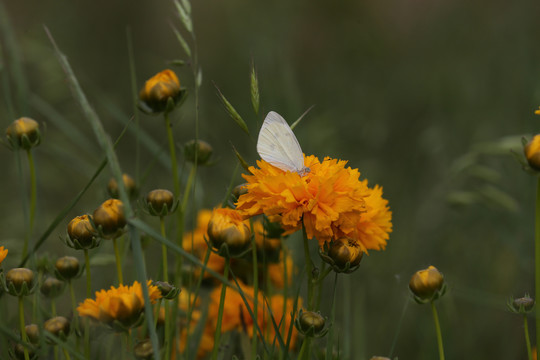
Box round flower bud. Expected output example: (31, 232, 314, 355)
(55, 256, 80, 281)
(25, 324, 40, 344)
(67, 215, 98, 249)
(13, 343, 35, 360)
(409, 266, 445, 303)
(108, 174, 138, 200)
(40, 277, 65, 298)
(145, 189, 177, 216)
(44, 316, 70, 341)
(320, 238, 363, 273)
(295, 309, 328, 337)
(134, 338, 153, 359)
(184, 139, 213, 165)
(5, 268, 35, 296)
(139, 69, 183, 114)
(5, 117, 41, 150)
(508, 295, 535, 314)
(153, 281, 180, 300)
(207, 208, 251, 257)
(232, 183, 248, 199)
(93, 199, 126, 238)
(525, 135, 540, 171)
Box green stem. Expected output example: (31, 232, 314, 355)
(160, 217, 169, 282)
(536, 177, 540, 356)
(252, 235, 259, 358)
(68, 280, 80, 348)
(325, 273, 338, 360)
(18, 297, 30, 360)
(301, 224, 315, 310)
(21, 149, 37, 262)
(113, 237, 123, 284)
(164, 112, 180, 198)
(297, 336, 312, 360)
(211, 259, 230, 360)
(83, 249, 91, 360)
(62, 347, 72, 360)
(524, 314, 533, 360)
(181, 164, 197, 213)
(430, 301, 445, 360)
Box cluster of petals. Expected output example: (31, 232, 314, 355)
(0, 246, 8, 265)
(77, 280, 161, 327)
(236, 155, 392, 253)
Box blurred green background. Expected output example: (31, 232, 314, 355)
(2, 0, 540, 358)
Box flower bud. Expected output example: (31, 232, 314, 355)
(295, 309, 327, 337)
(508, 294, 535, 314)
(44, 316, 70, 341)
(13, 343, 35, 360)
(25, 324, 40, 344)
(144, 189, 177, 216)
(5, 117, 41, 150)
(0, 245, 8, 266)
(409, 265, 445, 303)
(207, 208, 251, 257)
(153, 281, 180, 300)
(525, 135, 540, 171)
(134, 338, 154, 359)
(139, 69, 184, 114)
(93, 199, 126, 238)
(108, 174, 138, 200)
(40, 277, 65, 298)
(184, 139, 213, 165)
(232, 183, 248, 199)
(67, 215, 98, 249)
(55, 256, 80, 281)
(320, 238, 363, 273)
(4, 268, 35, 296)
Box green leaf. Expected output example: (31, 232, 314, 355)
(215, 84, 250, 135)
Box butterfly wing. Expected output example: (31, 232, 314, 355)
(257, 111, 305, 172)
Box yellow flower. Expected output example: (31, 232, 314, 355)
(207, 208, 251, 255)
(139, 69, 182, 113)
(92, 199, 126, 238)
(183, 209, 226, 279)
(409, 266, 445, 302)
(77, 280, 161, 329)
(525, 135, 540, 171)
(0, 246, 8, 266)
(236, 155, 392, 253)
(5, 117, 41, 150)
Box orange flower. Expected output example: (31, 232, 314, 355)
(207, 208, 251, 255)
(236, 155, 392, 253)
(180, 282, 300, 359)
(183, 209, 226, 279)
(0, 246, 8, 266)
(268, 253, 294, 289)
(77, 280, 161, 329)
(139, 69, 182, 113)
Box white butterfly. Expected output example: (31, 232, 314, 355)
(257, 111, 310, 175)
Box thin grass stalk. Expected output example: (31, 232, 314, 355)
(68, 279, 81, 350)
(20, 149, 37, 262)
(18, 297, 30, 360)
(325, 273, 338, 360)
(524, 314, 533, 360)
(113, 237, 124, 284)
(83, 249, 91, 360)
(301, 224, 314, 310)
(388, 296, 409, 358)
(211, 259, 230, 360)
(160, 216, 173, 360)
(63, 348, 72, 360)
(125, 27, 140, 184)
(536, 177, 540, 356)
(430, 301, 445, 360)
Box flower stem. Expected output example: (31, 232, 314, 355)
(301, 224, 315, 310)
(113, 237, 123, 285)
(63, 347, 72, 360)
(430, 301, 445, 360)
(211, 259, 230, 360)
(325, 273, 339, 360)
(536, 177, 540, 356)
(68, 280, 81, 350)
(251, 235, 259, 359)
(297, 336, 312, 360)
(18, 297, 30, 360)
(524, 314, 533, 360)
(83, 249, 91, 360)
(160, 217, 169, 282)
(164, 112, 180, 198)
(21, 149, 37, 261)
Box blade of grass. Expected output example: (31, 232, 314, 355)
(214, 83, 250, 136)
(45, 26, 159, 356)
(290, 105, 315, 130)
